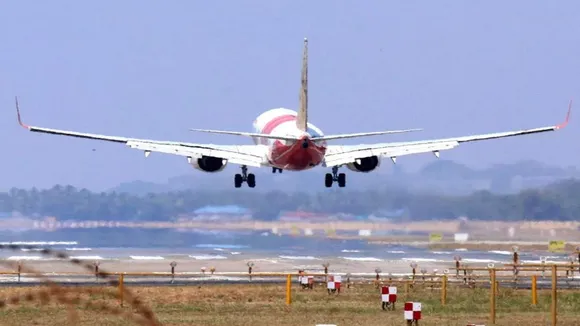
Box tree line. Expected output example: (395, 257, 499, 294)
(1, 179, 579, 221)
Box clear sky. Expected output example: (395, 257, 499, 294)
(1, 1, 579, 191)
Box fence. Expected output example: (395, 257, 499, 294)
(2, 261, 580, 325)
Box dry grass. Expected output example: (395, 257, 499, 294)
(0, 283, 579, 326)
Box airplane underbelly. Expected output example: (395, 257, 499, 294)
(269, 140, 326, 171)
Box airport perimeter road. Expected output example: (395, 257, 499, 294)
(0, 276, 579, 290)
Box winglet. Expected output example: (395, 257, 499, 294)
(555, 99, 572, 130)
(15, 96, 30, 130)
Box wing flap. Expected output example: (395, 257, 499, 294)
(324, 141, 459, 166)
(126, 141, 264, 167)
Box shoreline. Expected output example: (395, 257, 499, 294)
(11, 219, 580, 235)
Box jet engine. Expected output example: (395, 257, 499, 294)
(346, 156, 381, 173)
(191, 156, 227, 173)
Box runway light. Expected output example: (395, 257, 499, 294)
(170, 261, 177, 283)
(410, 262, 418, 281)
(375, 268, 381, 283)
(247, 261, 254, 280)
(93, 261, 101, 282)
(322, 262, 330, 275)
(346, 273, 352, 289)
(17, 260, 21, 283)
(512, 246, 519, 266)
(454, 255, 462, 277)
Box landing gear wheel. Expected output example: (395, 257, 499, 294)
(337, 173, 346, 187)
(234, 174, 243, 188)
(235, 165, 256, 188)
(325, 173, 333, 188)
(247, 173, 256, 188)
(324, 166, 346, 188)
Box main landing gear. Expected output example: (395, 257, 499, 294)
(325, 166, 346, 188)
(235, 165, 256, 188)
(272, 167, 283, 173)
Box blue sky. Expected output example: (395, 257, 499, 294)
(1, 1, 579, 191)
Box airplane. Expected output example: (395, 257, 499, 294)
(15, 38, 572, 189)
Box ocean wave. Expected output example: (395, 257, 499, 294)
(195, 244, 249, 249)
(402, 257, 443, 263)
(189, 255, 227, 260)
(65, 248, 92, 251)
(6, 256, 50, 261)
(252, 258, 279, 264)
(463, 258, 500, 263)
(387, 250, 405, 254)
(0, 241, 78, 246)
(130, 256, 165, 260)
(341, 249, 361, 253)
(340, 257, 383, 262)
(278, 255, 320, 260)
(69, 256, 105, 260)
(488, 250, 512, 255)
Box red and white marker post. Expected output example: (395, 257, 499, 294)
(404, 302, 421, 325)
(381, 286, 397, 310)
(326, 275, 342, 294)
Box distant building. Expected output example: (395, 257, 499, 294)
(178, 205, 252, 221)
(368, 208, 408, 221)
(278, 210, 335, 222)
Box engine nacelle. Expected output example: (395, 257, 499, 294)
(346, 156, 381, 173)
(191, 156, 227, 173)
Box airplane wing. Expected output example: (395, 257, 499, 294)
(14, 98, 266, 167)
(323, 101, 572, 167)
